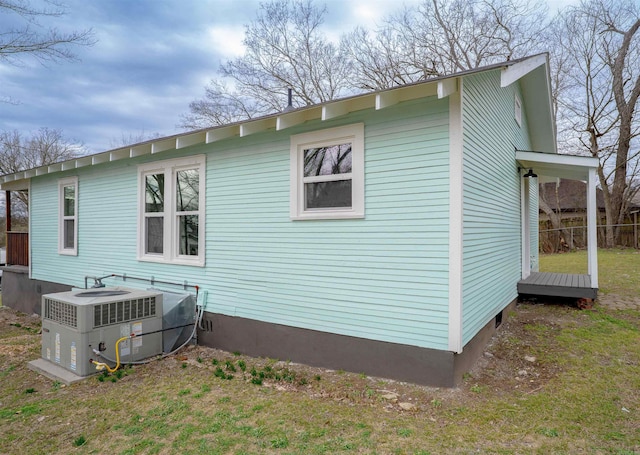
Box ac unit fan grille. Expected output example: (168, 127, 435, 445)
(44, 298, 78, 328)
(94, 297, 157, 328)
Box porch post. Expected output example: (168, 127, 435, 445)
(586, 168, 598, 288)
(520, 171, 531, 278)
(5, 190, 11, 232)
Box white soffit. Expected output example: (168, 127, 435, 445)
(516, 150, 599, 181)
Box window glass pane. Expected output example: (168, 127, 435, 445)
(64, 219, 74, 248)
(145, 217, 163, 254)
(176, 169, 199, 212)
(305, 180, 352, 209)
(145, 174, 164, 213)
(64, 185, 75, 216)
(178, 215, 199, 256)
(304, 144, 352, 177)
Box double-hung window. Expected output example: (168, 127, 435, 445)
(290, 123, 365, 220)
(58, 177, 78, 255)
(138, 155, 205, 266)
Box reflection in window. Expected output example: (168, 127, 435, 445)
(138, 156, 205, 265)
(145, 174, 164, 212)
(290, 124, 364, 220)
(304, 144, 352, 177)
(178, 215, 199, 256)
(64, 219, 75, 249)
(176, 169, 199, 212)
(59, 177, 78, 255)
(145, 217, 163, 254)
(305, 180, 352, 209)
(64, 186, 75, 216)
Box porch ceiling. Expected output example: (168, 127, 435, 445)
(516, 150, 599, 182)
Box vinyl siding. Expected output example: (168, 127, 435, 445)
(461, 71, 533, 345)
(30, 96, 451, 350)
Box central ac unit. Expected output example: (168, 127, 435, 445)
(41, 287, 163, 377)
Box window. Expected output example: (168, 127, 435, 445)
(58, 177, 78, 255)
(138, 155, 205, 266)
(290, 123, 365, 220)
(515, 94, 522, 127)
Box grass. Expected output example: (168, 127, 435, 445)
(540, 248, 640, 296)
(0, 250, 639, 453)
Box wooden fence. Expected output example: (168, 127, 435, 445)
(6, 232, 28, 266)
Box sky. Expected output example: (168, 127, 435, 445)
(0, 0, 574, 155)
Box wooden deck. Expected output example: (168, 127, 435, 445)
(518, 272, 598, 299)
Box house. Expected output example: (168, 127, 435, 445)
(0, 54, 600, 387)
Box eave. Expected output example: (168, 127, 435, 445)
(0, 54, 553, 191)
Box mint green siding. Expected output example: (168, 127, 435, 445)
(30, 97, 452, 350)
(461, 71, 533, 345)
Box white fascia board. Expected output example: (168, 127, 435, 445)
(1, 178, 30, 191)
(48, 163, 63, 173)
(437, 78, 458, 99)
(516, 150, 599, 168)
(109, 148, 130, 162)
(35, 166, 49, 176)
(75, 157, 92, 168)
(240, 118, 276, 137)
(176, 132, 206, 149)
(61, 161, 76, 171)
(206, 125, 239, 142)
(376, 91, 400, 110)
(91, 154, 110, 165)
(322, 101, 349, 121)
(151, 138, 176, 154)
(130, 143, 152, 158)
(501, 54, 547, 87)
(276, 107, 322, 130)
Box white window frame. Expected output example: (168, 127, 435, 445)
(515, 94, 522, 127)
(290, 123, 365, 220)
(58, 176, 78, 256)
(137, 155, 206, 266)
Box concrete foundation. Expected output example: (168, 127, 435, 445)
(198, 299, 517, 388)
(0, 266, 71, 315)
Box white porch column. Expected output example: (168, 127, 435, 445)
(587, 167, 598, 288)
(520, 172, 531, 279)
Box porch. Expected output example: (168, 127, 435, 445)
(517, 272, 597, 300)
(516, 150, 600, 301)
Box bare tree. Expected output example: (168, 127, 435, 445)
(343, 0, 549, 91)
(0, 128, 86, 213)
(0, 0, 94, 64)
(0, 0, 95, 104)
(180, 0, 351, 129)
(552, 0, 640, 247)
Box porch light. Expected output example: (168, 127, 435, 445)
(523, 169, 537, 178)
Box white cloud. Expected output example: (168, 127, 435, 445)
(205, 25, 246, 59)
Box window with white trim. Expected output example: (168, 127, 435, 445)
(515, 94, 522, 127)
(290, 123, 365, 220)
(138, 155, 205, 266)
(58, 177, 78, 255)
